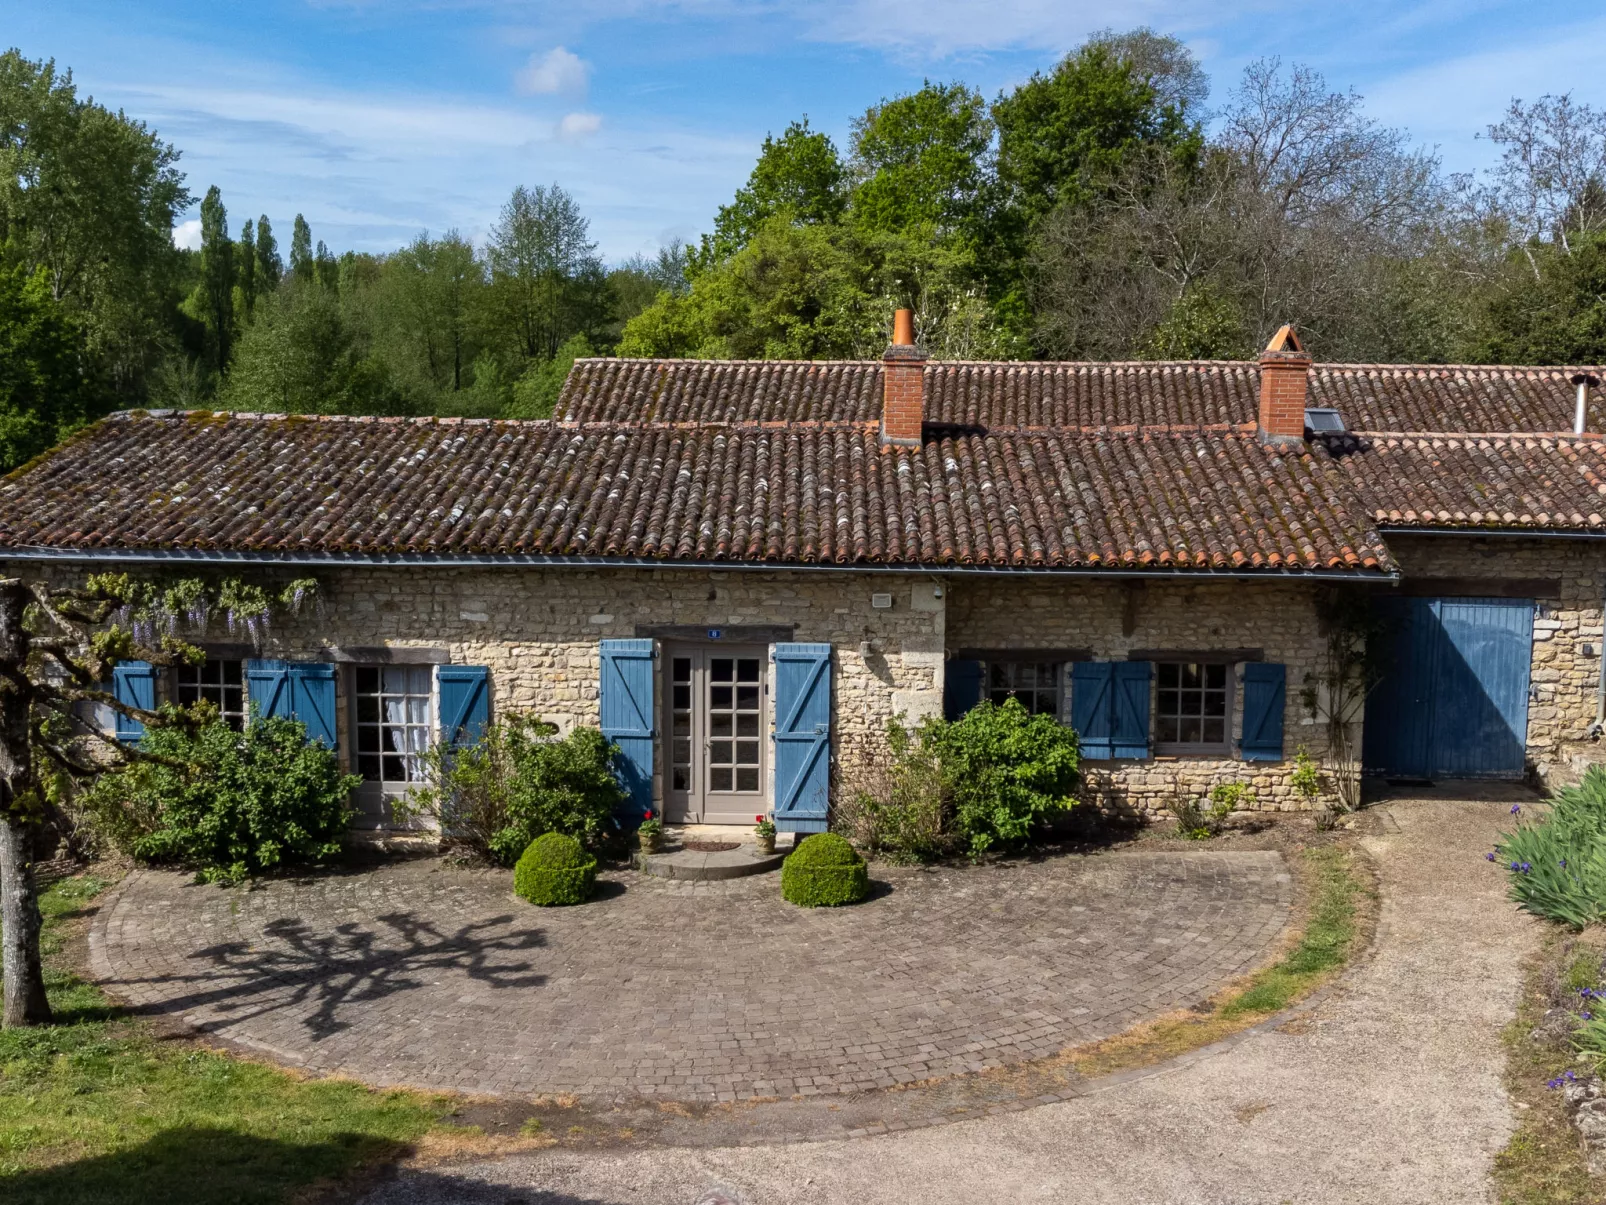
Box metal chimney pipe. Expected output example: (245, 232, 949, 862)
(1573, 373, 1600, 435)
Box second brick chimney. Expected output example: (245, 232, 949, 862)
(881, 308, 927, 448)
(1258, 324, 1311, 446)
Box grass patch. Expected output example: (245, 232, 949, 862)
(1492, 929, 1606, 1205)
(1067, 845, 1370, 1079)
(0, 871, 456, 1205)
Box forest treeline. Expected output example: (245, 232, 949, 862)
(3, 31, 1606, 470)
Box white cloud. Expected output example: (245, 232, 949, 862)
(558, 111, 603, 141)
(172, 218, 203, 250)
(516, 46, 590, 96)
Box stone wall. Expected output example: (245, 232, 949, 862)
(1383, 535, 1606, 789)
(944, 576, 1339, 815)
(10, 562, 946, 816)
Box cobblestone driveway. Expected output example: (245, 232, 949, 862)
(89, 850, 1291, 1102)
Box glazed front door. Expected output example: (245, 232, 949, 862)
(665, 645, 769, 824)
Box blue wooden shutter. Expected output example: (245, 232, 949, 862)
(599, 639, 655, 822)
(246, 659, 337, 747)
(111, 661, 157, 743)
(438, 666, 491, 747)
(289, 663, 338, 748)
(1241, 662, 1287, 762)
(246, 658, 292, 721)
(1113, 661, 1152, 758)
(1070, 661, 1114, 759)
(944, 658, 983, 721)
(772, 643, 832, 834)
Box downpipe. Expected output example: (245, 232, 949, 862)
(1591, 576, 1606, 742)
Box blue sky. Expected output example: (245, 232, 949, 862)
(7, 1, 1606, 262)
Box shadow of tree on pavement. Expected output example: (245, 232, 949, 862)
(113, 912, 547, 1039)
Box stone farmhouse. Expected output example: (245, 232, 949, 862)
(2, 314, 1603, 832)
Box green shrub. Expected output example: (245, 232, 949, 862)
(925, 699, 1081, 855)
(837, 700, 1080, 860)
(834, 724, 955, 863)
(1496, 767, 1606, 928)
(513, 831, 598, 906)
(79, 709, 358, 884)
(1170, 781, 1252, 840)
(781, 832, 869, 907)
(406, 714, 627, 864)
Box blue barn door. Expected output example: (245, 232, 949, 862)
(1363, 596, 1532, 780)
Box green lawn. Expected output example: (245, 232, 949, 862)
(0, 874, 452, 1204)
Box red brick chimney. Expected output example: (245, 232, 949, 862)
(1258, 324, 1310, 446)
(881, 308, 927, 448)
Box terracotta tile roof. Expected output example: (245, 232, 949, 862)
(1308, 364, 1606, 434)
(1317, 433, 1606, 530)
(8, 355, 1605, 569)
(0, 410, 1389, 573)
(560, 358, 1605, 435)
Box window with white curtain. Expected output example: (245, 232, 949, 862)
(354, 665, 432, 787)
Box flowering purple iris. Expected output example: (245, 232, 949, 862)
(1511, 804, 1522, 815)
(1486, 852, 1498, 862)
(1549, 1070, 1580, 1089)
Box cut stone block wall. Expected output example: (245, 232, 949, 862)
(944, 576, 1340, 815)
(1383, 535, 1606, 790)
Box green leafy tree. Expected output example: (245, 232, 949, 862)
(192, 185, 234, 375)
(0, 264, 88, 469)
(1477, 228, 1606, 362)
(620, 217, 1019, 361)
(236, 217, 257, 319)
(384, 230, 484, 394)
(289, 213, 313, 285)
(0, 572, 321, 1026)
(707, 119, 848, 260)
(486, 183, 606, 362)
(850, 81, 993, 236)
(509, 332, 591, 418)
(254, 214, 282, 292)
(992, 40, 1200, 239)
(0, 50, 191, 398)
(223, 283, 397, 414)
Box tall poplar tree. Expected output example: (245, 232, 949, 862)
(255, 215, 283, 292)
(290, 215, 313, 285)
(237, 218, 256, 319)
(196, 185, 235, 374)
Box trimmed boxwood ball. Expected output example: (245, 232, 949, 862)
(781, 832, 869, 907)
(514, 832, 598, 906)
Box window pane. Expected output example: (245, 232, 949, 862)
(221, 660, 243, 685)
(710, 768, 732, 792)
(736, 767, 759, 792)
(672, 767, 690, 791)
(710, 740, 732, 764)
(406, 696, 429, 725)
(357, 727, 380, 753)
(711, 658, 733, 682)
(358, 754, 381, 779)
(736, 740, 759, 765)
(673, 657, 691, 682)
(672, 684, 691, 709)
(1158, 717, 1180, 744)
(357, 695, 379, 724)
(1202, 719, 1225, 743)
(1158, 663, 1178, 687)
(710, 685, 732, 709)
(737, 659, 759, 682)
(736, 685, 759, 710)
(1204, 692, 1226, 717)
(356, 667, 379, 694)
(710, 713, 733, 737)
(1180, 717, 1201, 743)
(736, 713, 759, 737)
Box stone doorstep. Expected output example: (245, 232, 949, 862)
(638, 841, 787, 881)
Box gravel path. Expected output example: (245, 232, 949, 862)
(362, 794, 1541, 1205)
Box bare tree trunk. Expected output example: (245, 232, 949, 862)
(0, 578, 48, 1027)
(0, 813, 48, 1026)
